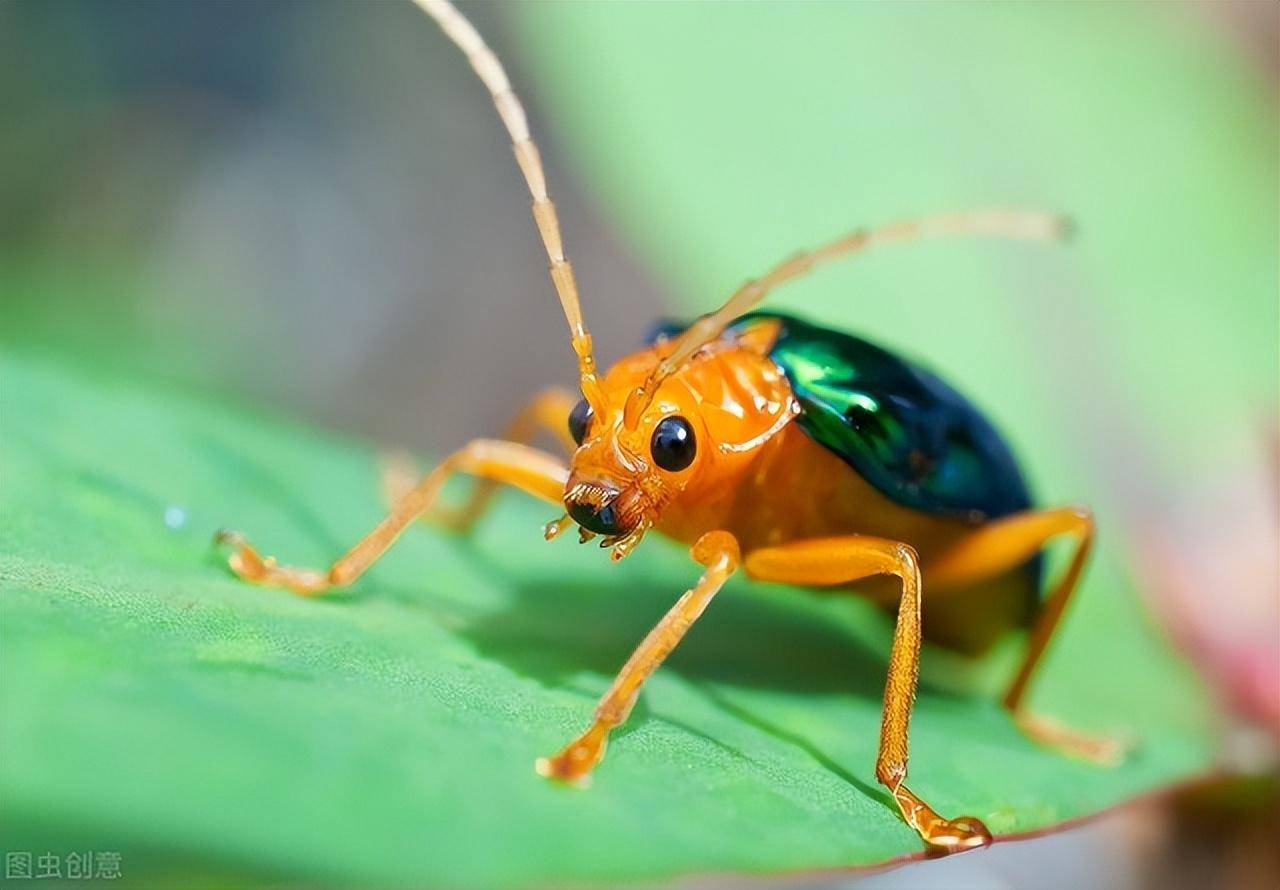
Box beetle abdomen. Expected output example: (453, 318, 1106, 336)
(645, 312, 1045, 644)
(754, 312, 1033, 523)
(651, 312, 1035, 523)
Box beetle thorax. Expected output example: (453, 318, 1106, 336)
(562, 335, 799, 559)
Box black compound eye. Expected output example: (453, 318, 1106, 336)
(568, 397, 593, 446)
(650, 415, 697, 472)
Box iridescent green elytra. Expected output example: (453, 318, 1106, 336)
(652, 312, 1034, 522)
(649, 310, 1042, 602)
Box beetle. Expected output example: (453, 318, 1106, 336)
(217, 0, 1118, 853)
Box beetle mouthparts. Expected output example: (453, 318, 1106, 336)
(564, 480, 630, 537)
(566, 499, 626, 537)
(564, 482, 617, 510)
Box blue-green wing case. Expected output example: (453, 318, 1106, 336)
(649, 312, 1034, 523)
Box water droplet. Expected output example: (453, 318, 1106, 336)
(164, 505, 188, 529)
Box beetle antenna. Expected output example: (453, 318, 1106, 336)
(412, 0, 606, 412)
(623, 208, 1067, 427)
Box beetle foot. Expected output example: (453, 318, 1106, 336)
(535, 722, 609, 787)
(213, 529, 331, 596)
(891, 781, 992, 855)
(921, 814, 993, 854)
(1015, 712, 1128, 767)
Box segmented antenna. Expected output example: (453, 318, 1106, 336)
(623, 209, 1068, 427)
(412, 0, 606, 411)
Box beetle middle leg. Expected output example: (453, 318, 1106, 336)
(536, 531, 740, 784)
(383, 387, 577, 532)
(925, 506, 1122, 764)
(218, 439, 568, 595)
(745, 535, 993, 853)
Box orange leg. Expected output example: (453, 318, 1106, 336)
(383, 388, 577, 532)
(218, 439, 568, 596)
(927, 506, 1120, 764)
(537, 531, 741, 785)
(746, 536, 992, 853)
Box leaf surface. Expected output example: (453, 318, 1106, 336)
(1, 351, 1214, 885)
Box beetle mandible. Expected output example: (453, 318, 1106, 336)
(217, 0, 1117, 853)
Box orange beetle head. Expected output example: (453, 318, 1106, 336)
(561, 323, 796, 560)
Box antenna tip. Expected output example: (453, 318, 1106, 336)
(1052, 214, 1078, 243)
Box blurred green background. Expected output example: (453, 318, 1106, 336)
(1, 1, 1276, 888)
(2, 1, 1274, 462)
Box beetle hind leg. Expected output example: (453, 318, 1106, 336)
(928, 506, 1126, 766)
(1010, 713, 1126, 766)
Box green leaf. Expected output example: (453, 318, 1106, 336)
(1, 346, 1214, 885)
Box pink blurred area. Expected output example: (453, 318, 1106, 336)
(1136, 430, 1279, 739)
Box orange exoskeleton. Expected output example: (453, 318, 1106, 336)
(218, 0, 1116, 853)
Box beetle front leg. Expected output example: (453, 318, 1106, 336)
(218, 439, 568, 596)
(746, 535, 992, 853)
(536, 531, 740, 784)
(382, 388, 579, 533)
